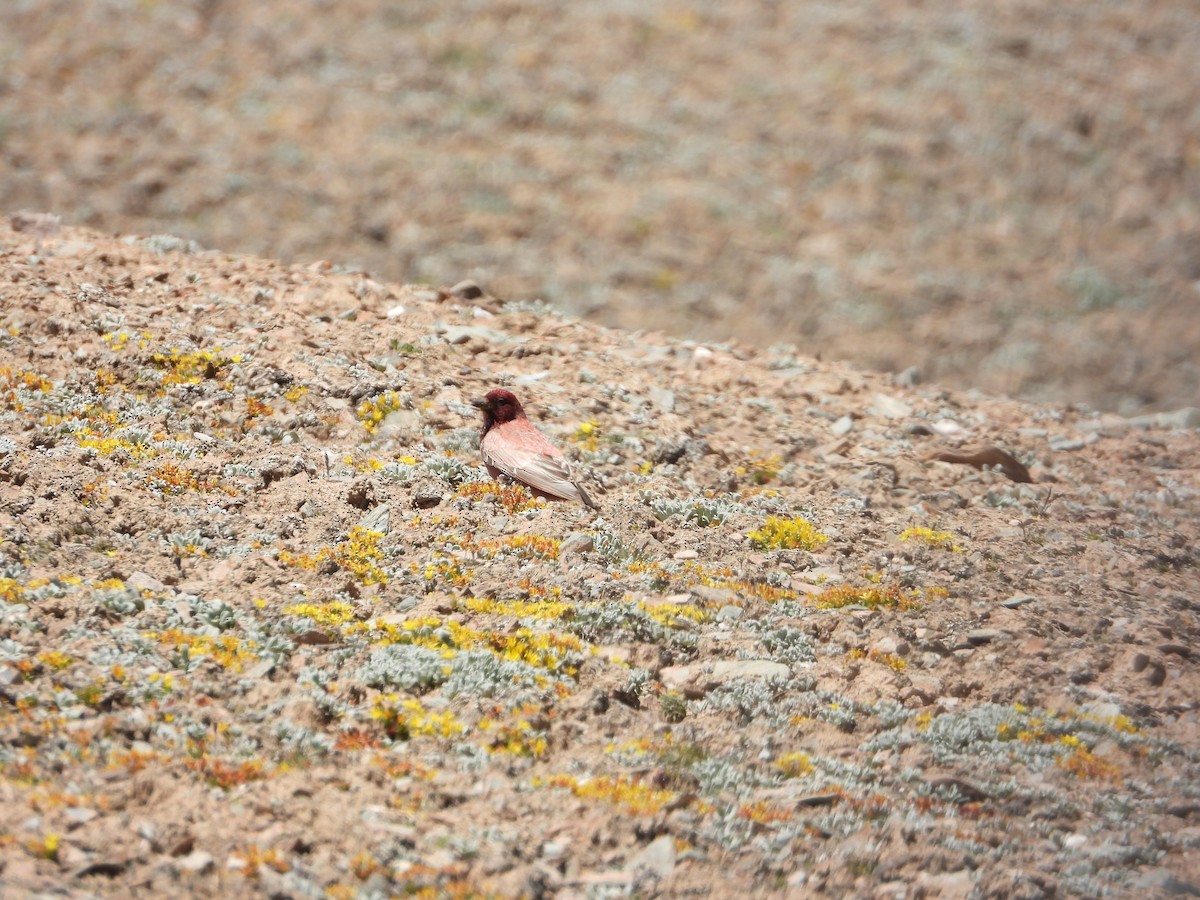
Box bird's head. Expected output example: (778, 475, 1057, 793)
(472, 388, 525, 431)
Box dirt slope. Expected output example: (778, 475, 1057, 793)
(0, 221, 1199, 897)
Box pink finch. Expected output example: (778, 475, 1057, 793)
(472, 388, 599, 510)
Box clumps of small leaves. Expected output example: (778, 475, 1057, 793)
(661, 692, 688, 723)
(545, 774, 676, 815)
(899, 526, 962, 551)
(503, 535, 562, 560)
(463, 595, 570, 622)
(776, 751, 814, 778)
(284, 601, 357, 629)
(231, 845, 291, 880)
(243, 396, 273, 423)
(753, 625, 816, 665)
(370, 696, 464, 741)
(570, 599, 696, 650)
(424, 455, 481, 487)
(641, 598, 710, 629)
(417, 553, 473, 588)
(867, 703, 1146, 781)
(648, 495, 739, 527)
(591, 531, 640, 568)
(854, 652, 907, 672)
(699, 679, 792, 727)
(740, 452, 783, 485)
(278, 526, 388, 585)
(185, 755, 268, 790)
(355, 390, 405, 434)
(748, 516, 828, 551)
(1058, 745, 1123, 781)
(570, 420, 601, 452)
(36, 650, 73, 671)
(151, 347, 241, 385)
(478, 712, 548, 757)
(442, 649, 568, 698)
(812, 581, 939, 612)
(457, 480, 540, 514)
(358, 645, 453, 692)
(147, 630, 258, 672)
(143, 462, 235, 497)
(165, 530, 211, 556)
(27, 832, 60, 861)
(437, 427, 479, 454)
(96, 583, 144, 618)
(0, 367, 53, 410)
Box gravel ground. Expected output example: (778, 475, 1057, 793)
(0, 220, 1198, 897)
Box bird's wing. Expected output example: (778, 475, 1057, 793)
(482, 439, 591, 505)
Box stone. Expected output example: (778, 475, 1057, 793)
(127, 571, 167, 594)
(967, 629, 1006, 645)
(831, 415, 854, 436)
(560, 533, 594, 555)
(716, 605, 743, 624)
(1001, 594, 1036, 608)
(1048, 436, 1086, 451)
(413, 487, 444, 509)
(905, 674, 943, 704)
(659, 665, 698, 691)
(647, 387, 675, 413)
(627, 834, 676, 879)
(178, 850, 214, 874)
(360, 503, 391, 534)
(870, 393, 912, 419)
(711, 660, 790, 681)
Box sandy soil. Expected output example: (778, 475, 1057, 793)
(0, 219, 1198, 897)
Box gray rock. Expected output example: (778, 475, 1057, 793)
(560, 533, 594, 555)
(711, 659, 790, 681)
(872, 635, 910, 657)
(1156, 407, 1200, 430)
(831, 415, 854, 436)
(659, 664, 698, 691)
(1001, 594, 1036, 608)
(1127, 406, 1200, 430)
(360, 503, 391, 534)
(64, 807, 98, 828)
(627, 834, 676, 879)
(716, 605, 743, 624)
(245, 659, 276, 680)
(1129, 867, 1200, 896)
(647, 387, 675, 413)
(127, 571, 167, 594)
(413, 487, 444, 509)
(1048, 436, 1086, 451)
(905, 674, 943, 703)
(691, 585, 740, 606)
(870, 393, 912, 419)
(967, 629, 1007, 646)
(177, 851, 214, 874)
(438, 324, 510, 346)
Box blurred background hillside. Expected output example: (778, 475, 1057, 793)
(2, 0, 1197, 413)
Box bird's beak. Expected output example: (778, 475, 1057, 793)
(470, 397, 488, 410)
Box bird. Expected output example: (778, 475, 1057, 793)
(472, 388, 599, 510)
